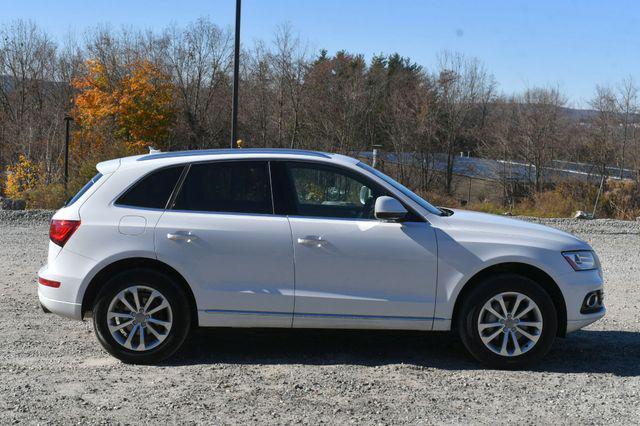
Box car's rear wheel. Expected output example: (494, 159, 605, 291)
(92, 268, 191, 364)
(457, 273, 558, 369)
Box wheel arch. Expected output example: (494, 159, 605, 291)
(450, 262, 567, 336)
(81, 257, 199, 327)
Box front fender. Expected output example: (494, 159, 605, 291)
(433, 228, 572, 325)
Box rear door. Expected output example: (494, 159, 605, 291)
(274, 161, 438, 330)
(155, 160, 295, 328)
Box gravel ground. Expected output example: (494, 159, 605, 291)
(0, 211, 638, 425)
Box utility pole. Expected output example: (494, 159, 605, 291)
(230, 0, 241, 148)
(63, 115, 73, 191)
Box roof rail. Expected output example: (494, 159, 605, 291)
(137, 148, 331, 161)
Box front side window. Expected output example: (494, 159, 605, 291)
(116, 166, 184, 209)
(357, 162, 443, 216)
(287, 163, 382, 219)
(172, 161, 272, 214)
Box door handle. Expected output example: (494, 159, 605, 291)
(167, 232, 199, 243)
(297, 235, 327, 247)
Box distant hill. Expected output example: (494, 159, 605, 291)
(560, 107, 600, 122)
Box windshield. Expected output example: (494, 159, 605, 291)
(357, 162, 443, 216)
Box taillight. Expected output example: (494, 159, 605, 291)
(49, 219, 81, 247)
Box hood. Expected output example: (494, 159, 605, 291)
(433, 209, 590, 251)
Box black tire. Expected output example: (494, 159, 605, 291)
(92, 268, 191, 364)
(457, 273, 558, 369)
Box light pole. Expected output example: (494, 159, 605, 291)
(63, 115, 73, 191)
(230, 0, 241, 148)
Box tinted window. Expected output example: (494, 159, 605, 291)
(116, 166, 184, 209)
(173, 161, 272, 214)
(66, 173, 102, 206)
(287, 163, 382, 219)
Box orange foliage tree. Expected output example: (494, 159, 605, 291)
(3, 155, 44, 199)
(72, 59, 175, 155)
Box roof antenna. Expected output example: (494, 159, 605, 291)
(149, 146, 161, 154)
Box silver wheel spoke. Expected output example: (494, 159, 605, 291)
(132, 288, 142, 311)
(107, 285, 173, 352)
(108, 312, 133, 320)
(109, 319, 134, 332)
(510, 330, 522, 356)
(148, 318, 171, 328)
(481, 327, 503, 344)
(143, 291, 160, 311)
(511, 294, 525, 316)
(518, 321, 542, 329)
(137, 326, 146, 351)
(485, 305, 505, 320)
(516, 326, 540, 343)
(147, 301, 169, 316)
(147, 323, 164, 340)
(123, 324, 139, 349)
(496, 295, 509, 318)
(499, 331, 509, 355)
(515, 304, 535, 319)
(118, 294, 137, 313)
(479, 322, 502, 331)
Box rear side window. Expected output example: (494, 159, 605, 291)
(116, 166, 184, 209)
(172, 161, 272, 214)
(66, 173, 102, 207)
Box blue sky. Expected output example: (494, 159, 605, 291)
(2, 0, 639, 108)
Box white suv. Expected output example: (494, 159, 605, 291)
(38, 149, 605, 367)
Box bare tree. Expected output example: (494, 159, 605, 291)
(434, 51, 496, 194)
(515, 87, 567, 192)
(0, 20, 62, 175)
(163, 18, 233, 149)
(589, 85, 619, 176)
(616, 77, 638, 179)
(271, 24, 308, 148)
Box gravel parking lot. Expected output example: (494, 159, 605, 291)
(0, 211, 638, 424)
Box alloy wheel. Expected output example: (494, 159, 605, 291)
(106, 285, 173, 351)
(477, 291, 543, 357)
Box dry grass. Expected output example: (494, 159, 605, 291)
(462, 180, 639, 220)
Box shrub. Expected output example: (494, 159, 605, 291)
(515, 190, 579, 218)
(24, 183, 67, 210)
(602, 179, 640, 220)
(417, 190, 461, 208)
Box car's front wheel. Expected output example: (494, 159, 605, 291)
(457, 273, 558, 369)
(92, 268, 191, 364)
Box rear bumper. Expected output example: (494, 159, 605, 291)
(38, 291, 82, 320)
(37, 263, 86, 321)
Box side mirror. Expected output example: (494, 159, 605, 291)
(374, 196, 408, 221)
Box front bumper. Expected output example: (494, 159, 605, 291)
(557, 267, 606, 333)
(566, 307, 606, 333)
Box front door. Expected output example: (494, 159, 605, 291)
(281, 161, 438, 330)
(155, 160, 295, 328)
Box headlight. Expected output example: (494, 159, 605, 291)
(563, 250, 598, 271)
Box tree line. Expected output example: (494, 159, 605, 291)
(0, 18, 638, 213)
